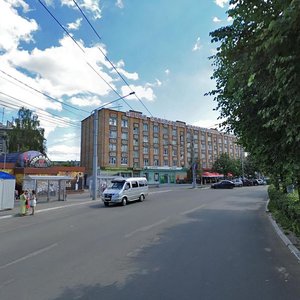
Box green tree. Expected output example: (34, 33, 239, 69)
(8, 107, 46, 154)
(208, 0, 300, 198)
(212, 153, 238, 177)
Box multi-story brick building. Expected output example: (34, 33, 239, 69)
(81, 108, 244, 184)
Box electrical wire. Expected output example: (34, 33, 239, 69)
(0, 69, 89, 115)
(38, 0, 134, 111)
(0, 92, 80, 128)
(72, 0, 153, 116)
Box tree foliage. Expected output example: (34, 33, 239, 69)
(8, 107, 46, 154)
(208, 0, 300, 198)
(212, 153, 241, 177)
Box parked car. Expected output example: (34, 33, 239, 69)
(252, 179, 265, 186)
(211, 180, 235, 189)
(232, 178, 243, 187)
(257, 179, 265, 185)
(242, 178, 253, 186)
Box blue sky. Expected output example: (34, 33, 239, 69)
(0, 0, 232, 161)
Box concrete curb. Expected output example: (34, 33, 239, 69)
(266, 198, 300, 262)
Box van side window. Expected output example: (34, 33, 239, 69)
(125, 183, 130, 190)
(139, 181, 145, 187)
(132, 181, 138, 188)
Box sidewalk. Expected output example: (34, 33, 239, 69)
(0, 190, 95, 219)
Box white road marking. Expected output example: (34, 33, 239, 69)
(149, 190, 172, 195)
(0, 243, 58, 270)
(180, 204, 206, 216)
(125, 218, 169, 238)
(36, 201, 95, 214)
(0, 278, 15, 288)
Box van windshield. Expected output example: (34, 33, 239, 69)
(110, 181, 125, 190)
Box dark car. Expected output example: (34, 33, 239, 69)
(211, 180, 235, 189)
(242, 178, 253, 186)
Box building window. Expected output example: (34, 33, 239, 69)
(153, 137, 159, 144)
(121, 157, 128, 165)
(109, 144, 116, 151)
(121, 132, 128, 140)
(144, 158, 149, 166)
(110, 130, 117, 138)
(133, 127, 139, 134)
(164, 160, 169, 166)
(172, 149, 177, 156)
(143, 123, 148, 131)
(154, 148, 159, 155)
(109, 156, 116, 165)
(109, 117, 117, 126)
(143, 136, 148, 143)
(133, 151, 139, 158)
(154, 159, 159, 166)
(163, 127, 168, 134)
(133, 139, 139, 146)
(163, 148, 168, 155)
(172, 129, 177, 136)
(121, 119, 128, 127)
(173, 160, 177, 167)
(153, 125, 159, 133)
(121, 145, 128, 152)
(143, 147, 149, 154)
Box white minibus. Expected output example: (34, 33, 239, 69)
(101, 177, 148, 207)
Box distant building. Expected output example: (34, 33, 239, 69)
(0, 150, 85, 194)
(81, 108, 244, 184)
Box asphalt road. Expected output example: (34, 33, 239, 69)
(0, 185, 300, 300)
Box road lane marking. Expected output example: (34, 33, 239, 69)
(36, 201, 95, 214)
(0, 243, 58, 270)
(125, 218, 169, 238)
(149, 190, 172, 195)
(180, 204, 206, 216)
(0, 278, 15, 288)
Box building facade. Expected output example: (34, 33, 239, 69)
(81, 109, 244, 184)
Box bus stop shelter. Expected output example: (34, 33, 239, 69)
(23, 175, 73, 201)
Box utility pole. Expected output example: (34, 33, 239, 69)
(191, 136, 197, 189)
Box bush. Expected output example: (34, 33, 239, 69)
(268, 185, 300, 236)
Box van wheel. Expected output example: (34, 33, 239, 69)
(121, 197, 127, 206)
(104, 202, 109, 207)
(139, 194, 145, 202)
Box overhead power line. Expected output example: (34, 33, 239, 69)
(72, 0, 153, 117)
(38, 0, 134, 111)
(0, 92, 80, 128)
(0, 69, 89, 116)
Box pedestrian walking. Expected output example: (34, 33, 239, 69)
(30, 190, 37, 215)
(25, 190, 30, 215)
(19, 190, 27, 216)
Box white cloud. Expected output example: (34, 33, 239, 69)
(47, 144, 80, 161)
(213, 17, 221, 23)
(121, 84, 156, 101)
(115, 0, 124, 9)
(165, 69, 170, 75)
(192, 119, 220, 129)
(0, 0, 38, 51)
(6, 36, 115, 98)
(67, 18, 82, 30)
(61, 0, 102, 19)
(227, 16, 233, 22)
(69, 95, 102, 107)
(192, 37, 202, 52)
(113, 68, 139, 81)
(215, 0, 229, 8)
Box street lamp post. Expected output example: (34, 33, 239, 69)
(91, 92, 135, 200)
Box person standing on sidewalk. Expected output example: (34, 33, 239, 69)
(30, 190, 37, 215)
(19, 190, 27, 216)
